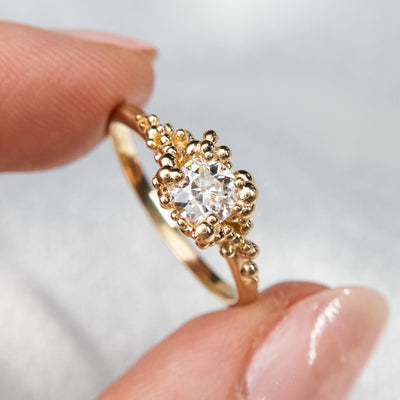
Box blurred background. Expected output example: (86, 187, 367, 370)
(0, 0, 399, 399)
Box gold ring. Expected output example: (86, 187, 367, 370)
(109, 104, 259, 306)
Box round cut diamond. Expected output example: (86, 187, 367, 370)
(171, 159, 237, 223)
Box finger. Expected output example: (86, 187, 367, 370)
(97, 282, 388, 400)
(0, 22, 155, 172)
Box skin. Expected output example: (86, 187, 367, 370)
(0, 21, 389, 400)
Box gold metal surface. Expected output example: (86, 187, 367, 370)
(109, 104, 259, 306)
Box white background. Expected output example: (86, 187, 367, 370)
(0, 0, 399, 399)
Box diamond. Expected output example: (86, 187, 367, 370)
(171, 158, 237, 223)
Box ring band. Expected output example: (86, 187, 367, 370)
(109, 104, 259, 306)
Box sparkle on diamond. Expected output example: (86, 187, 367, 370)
(170, 159, 237, 223)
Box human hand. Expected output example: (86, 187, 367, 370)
(0, 22, 388, 400)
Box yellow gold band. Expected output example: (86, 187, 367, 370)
(109, 104, 259, 306)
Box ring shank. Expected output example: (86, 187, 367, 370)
(109, 104, 258, 306)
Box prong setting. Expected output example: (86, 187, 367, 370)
(135, 112, 259, 282)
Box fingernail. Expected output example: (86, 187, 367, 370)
(59, 29, 157, 60)
(241, 287, 388, 400)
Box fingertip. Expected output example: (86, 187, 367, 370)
(242, 286, 388, 400)
(97, 283, 388, 400)
(0, 22, 155, 171)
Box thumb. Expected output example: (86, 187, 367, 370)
(97, 282, 388, 400)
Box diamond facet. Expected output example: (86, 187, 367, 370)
(171, 159, 237, 223)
